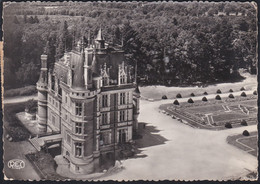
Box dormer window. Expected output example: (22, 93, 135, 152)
(120, 75, 127, 84)
(103, 77, 109, 86)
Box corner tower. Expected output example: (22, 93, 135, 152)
(36, 54, 48, 134)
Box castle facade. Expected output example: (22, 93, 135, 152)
(36, 28, 140, 174)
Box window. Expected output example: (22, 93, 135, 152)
(75, 122, 82, 134)
(118, 129, 127, 143)
(120, 93, 126, 105)
(65, 95, 68, 103)
(66, 133, 71, 145)
(103, 77, 109, 86)
(100, 132, 111, 145)
(75, 102, 82, 116)
(52, 115, 55, 125)
(75, 142, 83, 157)
(120, 74, 126, 84)
(102, 95, 108, 107)
(119, 110, 125, 122)
(101, 113, 108, 125)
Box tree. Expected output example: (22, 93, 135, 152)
(44, 15, 49, 21)
(122, 22, 147, 82)
(211, 20, 235, 81)
(16, 62, 40, 85)
(13, 16, 19, 24)
(23, 14, 27, 23)
(34, 15, 39, 23)
(46, 33, 57, 69)
(28, 16, 35, 24)
(56, 20, 72, 59)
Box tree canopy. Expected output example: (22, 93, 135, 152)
(3, 2, 257, 89)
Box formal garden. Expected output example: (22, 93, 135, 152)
(160, 91, 257, 130)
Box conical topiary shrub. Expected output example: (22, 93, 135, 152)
(202, 97, 208, 102)
(242, 130, 250, 136)
(190, 93, 195, 97)
(241, 120, 247, 126)
(215, 95, 221, 100)
(241, 92, 247, 97)
(253, 90, 257, 95)
(188, 98, 194, 103)
(216, 89, 222, 94)
(203, 91, 208, 95)
(162, 95, 168, 99)
(240, 87, 245, 91)
(228, 94, 234, 98)
(176, 93, 182, 98)
(229, 89, 233, 92)
(173, 100, 179, 105)
(225, 122, 232, 128)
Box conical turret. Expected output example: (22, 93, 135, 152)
(95, 27, 105, 49)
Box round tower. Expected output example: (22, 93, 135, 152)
(36, 54, 48, 134)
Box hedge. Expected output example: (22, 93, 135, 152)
(242, 130, 250, 136)
(176, 93, 182, 98)
(241, 120, 248, 126)
(215, 95, 221, 100)
(162, 95, 168, 99)
(173, 100, 179, 105)
(225, 122, 232, 128)
(228, 94, 234, 98)
(216, 89, 222, 94)
(202, 97, 208, 101)
(241, 92, 247, 97)
(4, 85, 37, 97)
(188, 98, 194, 103)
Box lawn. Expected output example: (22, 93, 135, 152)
(227, 131, 258, 157)
(240, 100, 257, 107)
(4, 102, 32, 141)
(186, 105, 224, 113)
(140, 72, 257, 100)
(26, 151, 67, 180)
(212, 112, 247, 122)
(4, 85, 37, 97)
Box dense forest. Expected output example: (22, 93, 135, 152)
(3, 1, 257, 89)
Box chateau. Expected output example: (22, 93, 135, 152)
(35, 28, 140, 174)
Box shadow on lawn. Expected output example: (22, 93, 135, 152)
(133, 122, 168, 158)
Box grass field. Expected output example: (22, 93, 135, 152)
(212, 113, 248, 122)
(4, 85, 37, 97)
(187, 105, 225, 113)
(4, 102, 32, 141)
(227, 131, 258, 157)
(141, 72, 257, 100)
